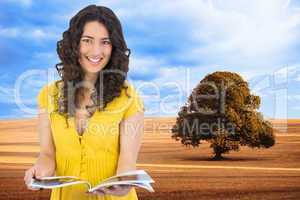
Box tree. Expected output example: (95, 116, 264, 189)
(171, 71, 275, 160)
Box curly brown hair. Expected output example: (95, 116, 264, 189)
(53, 5, 131, 124)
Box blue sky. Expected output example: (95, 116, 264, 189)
(0, 0, 300, 119)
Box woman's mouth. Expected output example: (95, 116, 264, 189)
(86, 56, 103, 65)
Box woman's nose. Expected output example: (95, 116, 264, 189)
(91, 43, 104, 55)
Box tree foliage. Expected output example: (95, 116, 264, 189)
(171, 71, 275, 159)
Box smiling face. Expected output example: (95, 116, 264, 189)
(78, 21, 112, 75)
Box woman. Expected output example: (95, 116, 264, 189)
(23, 4, 144, 200)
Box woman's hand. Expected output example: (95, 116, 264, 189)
(88, 185, 132, 196)
(24, 155, 55, 190)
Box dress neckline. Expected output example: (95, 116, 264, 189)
(69, 108, 98, 142)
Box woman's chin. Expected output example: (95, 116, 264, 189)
(88, 68, 102, 73)
(83, 65, 105, 74)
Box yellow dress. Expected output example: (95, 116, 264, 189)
(37, 80, 144, 200)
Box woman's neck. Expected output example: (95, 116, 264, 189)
(83, 72, 98, 86)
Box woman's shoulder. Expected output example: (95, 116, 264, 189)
(117, 80, 144, 119)
(39, 80, 61, 95)
(37, 80, 61, 111)
(120, 80, 140, 99)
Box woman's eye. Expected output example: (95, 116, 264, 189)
(82, 39, 92, 44)
(102, 40, 111, 45)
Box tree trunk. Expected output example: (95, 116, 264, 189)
(213, 151, 223, 160)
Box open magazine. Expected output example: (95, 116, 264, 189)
(29, 170, 155, 193)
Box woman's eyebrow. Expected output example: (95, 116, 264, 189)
(81, 35, 94, 39)
(81, 35, 110, 40)
(101, 37, 111, 41)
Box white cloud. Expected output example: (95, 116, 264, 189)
(0, 83, 38, 105)
(5, 0, 32, 7)
(185, 0, 300, 67)
(129, 55, 224, 116)
(0, 26, 60, 40)
(128, 55, 164, 80)
(33, 52, 58, 60)
(293, 106, 300, 110)
(0, 108, 35, 119)
(0, 68, 58, 108)
(19, 0, 32, 6)
(0, 27, 19, 37)
(288, 94, 300, 100)
(0, 86, 15, 104)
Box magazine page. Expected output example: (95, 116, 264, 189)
(89, 180, 154, 193)
(29, 176, 92, 190)
(89, 170, 155, 193)
(131, 182, 155, 192)
(116, 182, 155, 192)
(99, 170, 154, 184)
(33, 176, 79, 180)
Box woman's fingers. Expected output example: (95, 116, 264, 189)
(24, 167, 35, 185)
(100, 185, 131, 196)
(101, 187, 113, 195)
(93, 190, 105, 196)
(27, 185, 41, 191)
(24, 167, 41, 191)
(86, 189, 105, 196)
(35, 168, 42, 179)
(24, 164, 55, 191)
(87, 185, 132, 197)
(34, 165, 45, 179)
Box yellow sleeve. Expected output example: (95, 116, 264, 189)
(37, 84, 49, 110)
(123, 84, 145, 120)
(36, 81, 58, 112)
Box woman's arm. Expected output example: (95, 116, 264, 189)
(116, 111, 144, 174)
(24, 107, 56, 190)
(91, 112, 144, 196)
(36, 107, 56, 173)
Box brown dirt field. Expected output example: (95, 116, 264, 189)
(0, 117, 299, 200)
